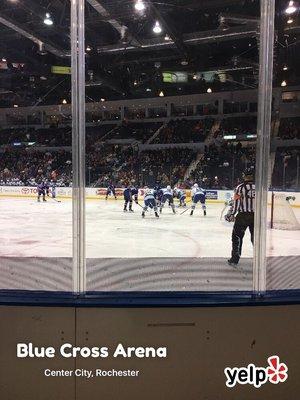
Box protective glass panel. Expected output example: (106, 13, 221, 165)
(0, 3, 73, 291)
(84, 1, 260, 292)
(266, 1, 300, 290)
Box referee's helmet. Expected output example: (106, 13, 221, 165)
(242, 167, 255, 181)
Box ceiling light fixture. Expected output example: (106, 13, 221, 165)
(134, 0, 145, 12)
(153, 21, 162, 34)
(207, 88, 212, 93)
(86, 45, 92, 52)
(283, 65, 288, 71)
(1, 58, 7, 62)
(287, 17, 294, 23)
(100, 98, 105, 102)
(159, 90, 164, 97)
(285, 1, 297, 14)
(164, 34, 171, 41)
(62, 99, 67, 104)
(281, 80, 287, 87)
(44, 13, 53, 26)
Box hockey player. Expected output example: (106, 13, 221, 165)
(174, 187, 187, 207)
(123, 185, 133, 212)
(142, 187, 159, 218)
(45, 179, 57, 199)
(227, 168, 255, 266)
(160, 185, 176, 214)
(37, 179, 47, 202)
(131, 185, 139, 204)
(123, 185, 138, 212)
(224, 198, 234, 221)
(190, 183, 206, 216)
(154, 183, 163, 208)
(105, 183, 117, 200)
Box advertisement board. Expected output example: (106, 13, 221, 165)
(0, 187, 299, 206)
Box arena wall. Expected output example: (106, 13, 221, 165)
(0, 186, 299, 206)
(1, 304, 300, 400)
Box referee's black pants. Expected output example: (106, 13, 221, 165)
(231, 212, 254, 262)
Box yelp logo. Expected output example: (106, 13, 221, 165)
(224, 356, 288, 388)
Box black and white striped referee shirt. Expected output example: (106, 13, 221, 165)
(232, 182, 255, 215)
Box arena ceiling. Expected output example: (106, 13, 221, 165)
(0, 0, 299, 107)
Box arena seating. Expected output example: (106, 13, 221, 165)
(1, 116, 298, 191)
(108, 121, 162, 143)
(213, 116, 257, 139)
(277, 118, 300, 140)
(272, 147, 300, 189)
(153, 118, 214, 143)
(0, 125, 117, 147)
(0, 149, 72, 186)
(190, 143, 256, 189)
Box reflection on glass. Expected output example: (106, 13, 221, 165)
(265, 0, 300, 290)
(0, 4, 72, 291)
(267, 116, 300, 290)
(84, 1, 261, 291)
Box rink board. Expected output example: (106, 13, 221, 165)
(0, 186, 231, 203)
(1, 186, 300, 206)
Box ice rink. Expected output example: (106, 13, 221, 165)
(0, 197, 252, 258)
(0, 197, 299, 291)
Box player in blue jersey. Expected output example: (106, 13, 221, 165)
(153, 184, 163, 208)
(105, 183, 117, 200)
(142, 187, 159, 218)
(190, 183, 206, 216)
(174, 187, 187, 207)
(123, 185, 138, 212)
(160, 185, 176, 214)
(123, 186, 133, 212)
(130, 185, 139, 203)
(37, 179, 47, 202)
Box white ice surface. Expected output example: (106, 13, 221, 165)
(0, 198, 299, 259)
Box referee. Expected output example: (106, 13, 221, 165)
(227, 168, 255, 266)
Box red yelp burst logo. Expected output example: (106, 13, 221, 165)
(267, 356, 288, 384)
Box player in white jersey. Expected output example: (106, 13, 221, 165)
(174, 187, 187, 207)
(160, 185, 176, 214)
(142, 187, 159, 218)
(190, 183, 206, 216)
(224, 198, 235, 222)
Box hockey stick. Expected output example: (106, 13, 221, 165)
(180, 207, 191, 215)
(48, 195, 61, 203)
(135, 202, 151, 213)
